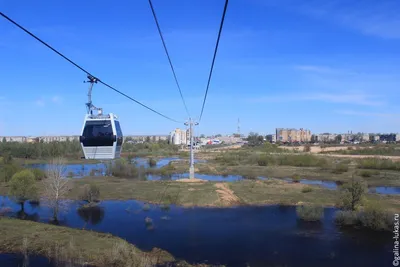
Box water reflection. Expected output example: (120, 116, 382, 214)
(77, 205, 105, 226)
(15, 209, 39, 222)
(0, 196, 392, 267)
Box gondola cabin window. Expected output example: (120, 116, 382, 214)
(82, 121, 114, 146)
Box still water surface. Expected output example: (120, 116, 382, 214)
(0, 196, 392, 267)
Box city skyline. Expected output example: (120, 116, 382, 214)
(1, 0, 400, 136)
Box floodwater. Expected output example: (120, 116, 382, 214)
(0, 196, 393, 267)
(26, 159, 400, 195)
(0, 253, 53, 267)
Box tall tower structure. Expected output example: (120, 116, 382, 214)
(237, 118, 240, 136)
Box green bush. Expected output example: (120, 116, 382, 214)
(31, 168, 46, 180)
(110, 159, 138, 178)
(296, 205, 324, 221)
(9, 170, 37, 207)
(338, 177, 367, 211)
(334, 210, 358, 226)
(80, 184, 100, 203)
(332, 164, 349, 174)
(335, 201, 393, 231)
(292, 174, 301, 183)
(301, 186, 313, 193)
(358, 170, 372, 177)
(358, 201, 393, 231)
(276, 154, 328, 168)
(0, 163, 22, 182)
(257, 155, 268, 166)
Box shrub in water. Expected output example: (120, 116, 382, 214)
(292, 174, 301, 183)
(148, 158, 157, 167)
(334, 210, 358, 226)
(358, 201, 393, 231)
(301, 186, 313, 193)
(9, 169, 38, 209)
(296, 205, 324, 222)
(338, 177, 367, 211)
(80, 184, 100, 204)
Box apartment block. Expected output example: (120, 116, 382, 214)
(169, 128, 188, 145)
(276, 128, 311, 143)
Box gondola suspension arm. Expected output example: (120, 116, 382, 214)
(84, 75, 103, 116)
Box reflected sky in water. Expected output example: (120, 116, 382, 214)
(0, 196, 393, 267)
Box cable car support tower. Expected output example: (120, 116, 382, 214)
(184, 118, 199, 179)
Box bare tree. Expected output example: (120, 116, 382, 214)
(42, 157, 71, 223)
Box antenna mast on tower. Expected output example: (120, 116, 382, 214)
(237, 118, 241, 136)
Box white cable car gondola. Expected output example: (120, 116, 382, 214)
(79, 75, 123, 160)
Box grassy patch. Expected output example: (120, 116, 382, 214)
(0, 217, 204, 267)
(68, 177, 221, 207)
(301, 186, 313, 193)
(357, 158, 400, 171)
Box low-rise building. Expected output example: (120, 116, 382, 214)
(125, 135, 169, 142)
(0, 136, 27, 142)
(276, 128, 311, 143)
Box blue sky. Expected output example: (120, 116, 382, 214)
(1, 0, 400, 136)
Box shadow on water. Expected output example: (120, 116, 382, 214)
(77, 205, 105, 227)
(0, 197, 393, 267)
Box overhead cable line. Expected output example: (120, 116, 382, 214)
(199, 0, 229, 122)
(0, 11, 182, 123)
(148, 0, 191, 118)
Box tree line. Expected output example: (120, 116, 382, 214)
(0, 140, 82, 159)
(0, 139, 179, 159)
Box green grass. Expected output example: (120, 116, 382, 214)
(229, 180, 339, 207)
(357, 158, 400, 171)
(68, 177, 221, 207)
(195, 160, 400, 187)
(328, 145, 400, 156)
(0, 217, 206, 267)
